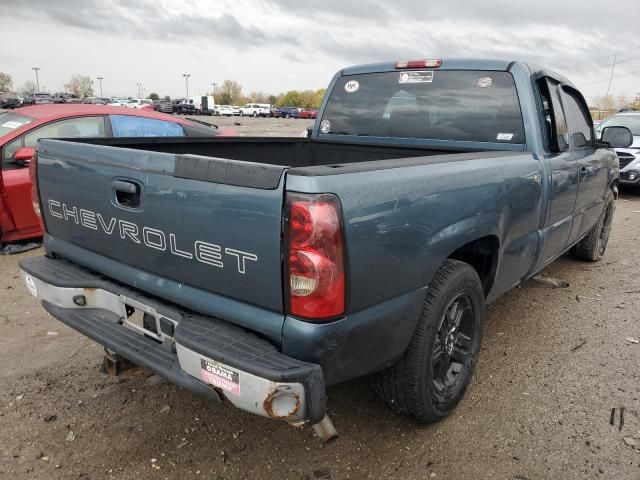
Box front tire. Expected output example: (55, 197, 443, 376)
(373, 260, 485, 423)
(574, 190, 615, 261)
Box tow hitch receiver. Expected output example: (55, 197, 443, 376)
(101, 349, 136, 375)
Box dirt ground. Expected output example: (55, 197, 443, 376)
(1, 120, 639, 479)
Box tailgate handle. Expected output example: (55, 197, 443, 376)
(112, 180, 141, 208)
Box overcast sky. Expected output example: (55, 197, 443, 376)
(1, 0, 639, 102)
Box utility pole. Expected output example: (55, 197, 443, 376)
(32, 67, 41, 92)
(604, 54, 617, 104)
(183, 73, 190, 97)
(97, 77, 104, 97)
(137, 82, 142, 98)
(212, 82, 218, 97)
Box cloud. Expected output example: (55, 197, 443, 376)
(1, 0, 638, 98)
(0, 0, 299, 50)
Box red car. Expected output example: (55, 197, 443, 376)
(299, 109, 318, 119)
(0, 104, 229, 245)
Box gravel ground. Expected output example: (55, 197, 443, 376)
(1, 121, 639, 479)
(187, 114, 315, 137)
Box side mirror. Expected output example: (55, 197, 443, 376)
(13, 146, 36, 163)
(601, 126, 633, 148)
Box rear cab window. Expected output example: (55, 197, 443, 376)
(320, 70, 525, 144)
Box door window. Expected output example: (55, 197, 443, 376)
(110, 115, 185, 137)
(536, 78, 568, 153)
(2, 116, 106, 170)
(23, 116, 106, 147)
(561, 88, 593, 149)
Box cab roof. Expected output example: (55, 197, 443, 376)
(340, 58, 575, 88)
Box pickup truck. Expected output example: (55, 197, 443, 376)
(20, 59, 632, 441)
(239, 103, 271, 117)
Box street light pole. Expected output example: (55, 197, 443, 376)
(183, 73, 190, 97)
(32, 67, 41, 92)
(212, 82, 218, 97)
(97, 77, 104, 97)
(137, 82, 142, 98)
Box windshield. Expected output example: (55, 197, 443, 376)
(598, 115, 640, 136)
(0, 112, 35, 138)
(320, 70, 525, 144)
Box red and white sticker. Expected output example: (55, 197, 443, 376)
(399, 71, 434, 84)
(200, 359, 241, 396)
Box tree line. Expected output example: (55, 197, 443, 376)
(0, 72, 95, 97)
(590, 93, 640, 119)
(209, 79, 326, 109)
(7, 71, 636, 114)
(0, 73, 327, 108)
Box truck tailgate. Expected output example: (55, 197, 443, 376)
(36, 140, 287, 334)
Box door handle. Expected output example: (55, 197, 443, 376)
(112, 180, 138, 194)
(112, 180, 141, 208)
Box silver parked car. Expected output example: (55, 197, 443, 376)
(596, 111, 640, 186)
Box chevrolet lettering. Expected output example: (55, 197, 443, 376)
(47, 199, 258, 274)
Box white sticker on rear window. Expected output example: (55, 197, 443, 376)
(320, 119, 331, 134)
(477, 77, 493, 88)
(399, 71, 434, 84)
(1, 121, 25, 129)
(497, 133, 514, 141)
(344, 80, 360, 93)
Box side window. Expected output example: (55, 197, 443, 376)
(1, 137, 25, 170)
(537, 78, 568, 153)
(110, 115, 185, 137)
(23, 116, 106, 148)
(561, 88, 593, 149)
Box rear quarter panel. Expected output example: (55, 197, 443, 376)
(286, 152, 544, 313)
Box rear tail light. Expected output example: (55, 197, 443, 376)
(29, 153, 41, 217)
(395, 59, 442, 69)
(284, 193, 346, 321)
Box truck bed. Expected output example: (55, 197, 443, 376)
(63, 136, 484, 169)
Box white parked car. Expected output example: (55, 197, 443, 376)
(126, 98, 153, 109)
(215, 105, 234, 116)
(109, 98, 129, 107)
(231, 106, 241, 116)
(239, 103, 270, 117)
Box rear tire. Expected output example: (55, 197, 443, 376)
(252, 112, 258, 117)
(373, 260, 485, 423)
(574, 190, 615, 261)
